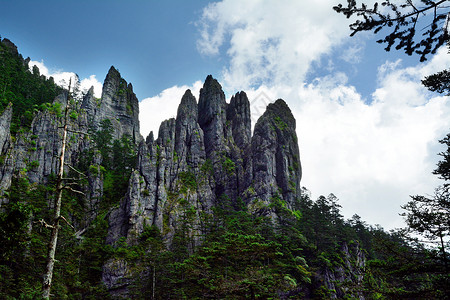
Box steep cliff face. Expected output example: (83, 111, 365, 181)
(0, 63, 303, 296)
(105, 76, 302, 247)
(0, 92, 90, 198)
(81, 66, 141, 142)
(0, 103, 12, 202)
(101, 76, 302, 295)
(249, 99, 302, 212)
(0, 66, 141, 225)
(105, 89, 216, 248)
(0, 103, 12, 155)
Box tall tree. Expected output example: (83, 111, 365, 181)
(402, 186, 449, 273)
(42, 80, 86, 299)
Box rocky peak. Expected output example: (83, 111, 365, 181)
(198, 75, 227, 156)
(198, 75, 226, 121)
(177, 89, 198, 124)
(263, 99, 296, 129)
(80, 86, 96, 114)
(1, 38, 18, 55)
(146, 131, 154, 145)
(103, 66, 121, 92)
(227, 91, 251, 150)
(95, 66, 141, 142)
(250, 98, 301, 209)
(157, 118, 176, 147)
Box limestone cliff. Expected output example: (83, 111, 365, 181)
(0, 66, 303, 296)
(100, 76, 303, 295)
(105, 76, 302, 247)
(0, 66, 141, 226)
(81, 66, 141, 142)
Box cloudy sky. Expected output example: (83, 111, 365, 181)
(1, 0, 449, 229)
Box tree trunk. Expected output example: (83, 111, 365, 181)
(42, 97, 69, 299)
(438, 230, 448, 274)
(152, 265, 156, 300)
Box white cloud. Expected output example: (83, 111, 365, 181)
(197, 0, 353, 92)
(196, 1, 450, 229)
(29, 60, 102, 98)
(340, 43, 364, 64)
(80, 75, 103, 98)
(139, 81, 203, 139)
(264, 49, 450, 229)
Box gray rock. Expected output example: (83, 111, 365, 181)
(249, 99, 302, 212)
(0, 103, 12, 155)
(198, 75, 242, 205)
(88, 66, 142, 143)
(198, 75, 229, 156)
(227, 91, 251, 151)
(321, 242, 366, 299)
(102, 259, 133, 298)
(0, 103, 12, 201)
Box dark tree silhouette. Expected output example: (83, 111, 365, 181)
(402, 186, 449, 273)
(334, 0, 449, 62)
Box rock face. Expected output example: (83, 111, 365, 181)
(249, 99, 302, 212)
(321, 242, 366, 299)
(0, 67, 141, 223)
(105, 77, 302, 245)
(101, 76, 302, 296)
(0, 103, 12, 201)
(81, 66, 141, 142)
(0, 103, 12, 155)
(0, 69, 303, 296)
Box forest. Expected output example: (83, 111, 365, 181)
(0, 1, 450, 297)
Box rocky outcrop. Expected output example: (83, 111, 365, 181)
(106, 89, 215, 247)
(320, 242, 366, 299)
(227, 91, 251, 151)
(0, 104, 12, 201)
(0, 67, 142, 223)
(0, 67, 303, 296)
(0, 103, 12, 155)
(248, 99, 302, 212)
(105, 76, 302, 250)
(81, 66, 141, 142)
(197, 77, 247, 206)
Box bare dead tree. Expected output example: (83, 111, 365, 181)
(42, 79, 87, 299)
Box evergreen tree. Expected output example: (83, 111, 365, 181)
(334, 1, 450, 101)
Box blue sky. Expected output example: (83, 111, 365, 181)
(1, 0, 450, 229)
(1, 0, 218, 97)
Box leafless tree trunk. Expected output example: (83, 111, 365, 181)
(42, 85, 71, 299)
(152, 265, 156, 300)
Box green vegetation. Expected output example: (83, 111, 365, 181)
(273, 115, 288, 130)
(178, 171, 197, 193)
(0, 35, 449, 298)
(221, 155, 236, 175)
(0, 38, 62, 134)
(27, 160, 39, 170)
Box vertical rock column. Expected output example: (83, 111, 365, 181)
(198, 75, 244, 206)
(0, 104, 12, 201)
(250, 99, 302, 211)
